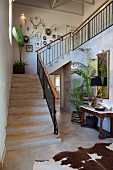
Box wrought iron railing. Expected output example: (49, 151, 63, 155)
(72, 0, 112, 50)
(36, 32, 71, 66)
(37, 53, 58, 135)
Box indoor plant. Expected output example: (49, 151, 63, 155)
(12, 27, 27, 74)
(72, 48, 96, 97)
(69, 79, 84, 123)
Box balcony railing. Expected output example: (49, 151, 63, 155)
(72, 0, 111, 50)
(36, 32, 71, 66)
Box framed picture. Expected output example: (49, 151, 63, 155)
(26, 45, 33, 52)
(35, 41, 41, 48)
(35, 32, 41, 39)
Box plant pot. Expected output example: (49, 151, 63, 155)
(13, 65, 25, 74)
(71, 111, 81, 124)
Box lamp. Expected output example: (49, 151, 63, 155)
(90, 76, 107, 86)
(90, 77, 102, 86)
(90, 76, 107, 101)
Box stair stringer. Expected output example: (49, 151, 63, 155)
(46, 51, 72, 74)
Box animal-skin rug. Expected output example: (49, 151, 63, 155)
(33, 143, 113, 170)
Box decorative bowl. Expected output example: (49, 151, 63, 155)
(95, 106, 105, 111)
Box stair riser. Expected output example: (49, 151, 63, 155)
(10, 93, 43, 100)
(9, 107, 49, 114)
(12, 79, 40, 83)
(13, 74, 38, 78)
(6, 137, 60, 151)
(7, 115, 51, 124)
(11, 83, 41, 88)
(10, 88, 43, 94)
(7, 124, 53, 136)
(9, 100, 47, 107)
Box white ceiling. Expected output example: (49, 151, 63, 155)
(14, 0, 95, 16)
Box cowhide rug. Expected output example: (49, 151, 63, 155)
(33, 143, 113, 170)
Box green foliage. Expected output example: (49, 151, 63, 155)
(72, 48, 96, 96)
(98, 64, 107, 98)
(12, 27, 26, 65)
(13, 60, 28, 66)
(69, 79, 85, 113)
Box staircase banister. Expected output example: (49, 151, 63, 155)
(72, 0, 109, 34)
(36, 32, 71, 52)
(37, 52, 59, 99)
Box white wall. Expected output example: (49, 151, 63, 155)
(0, 0, 13, 166)
(72, 26, 113, 131)
(83, 0, 108, 20)
(13, 4, 83, 74)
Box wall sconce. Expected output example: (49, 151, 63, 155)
(21, 13, 27, 23)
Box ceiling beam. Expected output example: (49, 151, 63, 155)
(52, 0, 57, 8)
(72, 0, 95, 5)
(15, 2, 83, 16)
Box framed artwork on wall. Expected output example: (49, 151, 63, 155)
(35, 32, 41, 39)
(26, 45, 33, 52)
(35, 41, 41, 48)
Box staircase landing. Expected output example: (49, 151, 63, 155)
(6, 74, 60, 151)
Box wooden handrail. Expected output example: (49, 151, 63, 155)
(73, 0, 109, 34)
(36, 32, 71, 52)
(37, 52, 58, 99)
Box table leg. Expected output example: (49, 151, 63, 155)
(99, 118, 104, 139)
(81, 110, 84, 125)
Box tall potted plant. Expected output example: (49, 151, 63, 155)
(69, 79, 85, 123)
(12, 27, 27, 74)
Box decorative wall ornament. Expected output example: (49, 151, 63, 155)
(30, 16, 41, 29)
(43, 36, 46, 40)
(43, 41, 47, 45)
(53, 34, 56, 39)
(51, 24, 57, 32)
(45, 28, 52, 36)
(24, 35, 29, 43)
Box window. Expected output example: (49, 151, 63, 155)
(9, 0, 12, 44)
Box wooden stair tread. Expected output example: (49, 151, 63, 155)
(8, 112, 49, 116)
(7, 121, 52, 128)
(6, 131, 53, 141)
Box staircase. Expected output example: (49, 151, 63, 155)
(6, 74, 60, 151)
(36, 32, 72, 74)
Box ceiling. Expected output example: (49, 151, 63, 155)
(14, 0, 95, 16)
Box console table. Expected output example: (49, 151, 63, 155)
(80, 105, 113, 139)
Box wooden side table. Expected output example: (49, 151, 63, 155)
(80, 106, 113, 139)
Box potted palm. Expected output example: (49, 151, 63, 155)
(12, 27, 27, 74)
(69, 79, 84, 123)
